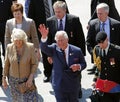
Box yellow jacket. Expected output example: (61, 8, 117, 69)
(3, 42, 38, 78)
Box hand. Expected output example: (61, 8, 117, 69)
(47, 57, 53, 64)
(38, 24, 49, 39)
(26, 79, 33, 88)
(70, 64, 81, 72)
(26, 74, 34, 88)
(92, 82, 96, 88)
(2, 78, 8, 89)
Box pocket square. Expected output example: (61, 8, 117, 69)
(73, 58, 79, 63)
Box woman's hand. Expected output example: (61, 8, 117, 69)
(26, 74, 34, 88)
(2, 77, 8, 89)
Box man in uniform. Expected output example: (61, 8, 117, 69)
(86, 3, 120, 74)
(93, 31, 120, 102)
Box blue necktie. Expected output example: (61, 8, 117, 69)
(101, 22, 105, 31)
(58, 19, 63, 31)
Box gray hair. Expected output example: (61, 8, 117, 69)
(54, 31, 68, 41)
(53, 1, 67, 10)
(96, 3, 109, 13)
(11, 28, 27, 43)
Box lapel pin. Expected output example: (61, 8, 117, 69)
(70, 53, 73, 56)
(112, 28, 114, 30)
(70, 32, 73, 37)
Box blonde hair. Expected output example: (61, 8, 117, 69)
(11, 3, 23, 14)
(11, 28, 27, 43)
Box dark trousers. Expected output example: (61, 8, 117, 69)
(100, 92, 120, 102)
(41, 51, 52, 78)
(54, 90, 79, 102)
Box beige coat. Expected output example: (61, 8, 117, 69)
(3, 42, 38, 78)
(5, 17, 39, 49)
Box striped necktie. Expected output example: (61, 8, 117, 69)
(44, 0, 50, 18)
(101, 22, 105, 31)
(58, 19, 63, 31)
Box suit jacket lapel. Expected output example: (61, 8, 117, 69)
(54, 17, 58, 31)
(96, 19, 100, 32)
(64, 14, 68, 31)
(21, 17, 26, 30)
(55, 18, 58, 31)
(12, 18, 16, 28)
(107, 44, 112, 57)
(12, 44, 18, 63)
(64, 14, 71, 32)
(109, 18, 114, 42)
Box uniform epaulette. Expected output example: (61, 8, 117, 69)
(114, 45, 120, 49)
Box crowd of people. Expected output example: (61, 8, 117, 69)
(0, 0, 120, 102)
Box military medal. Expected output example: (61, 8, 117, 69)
(110, 58, 115, 65)
(70, 32, 73, 37)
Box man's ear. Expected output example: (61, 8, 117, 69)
(106, 37, 109, 42)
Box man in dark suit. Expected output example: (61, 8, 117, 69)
(86, 3, 120, 74)
(47, 1, 85, 55)
(90, 0, 120, 21)
(28, 0, 68, 40)
(28, 0, 69, 83)
(39, 24, 86, 102)
(0, 0, 13, 85)
(92, 31, 120, 102)
(46, 1, 85, 98)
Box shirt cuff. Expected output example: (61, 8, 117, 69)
(41, 37, 48, 42)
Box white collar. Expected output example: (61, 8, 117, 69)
(100, 18, 109, 24)
(58, 15, 66, 22)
